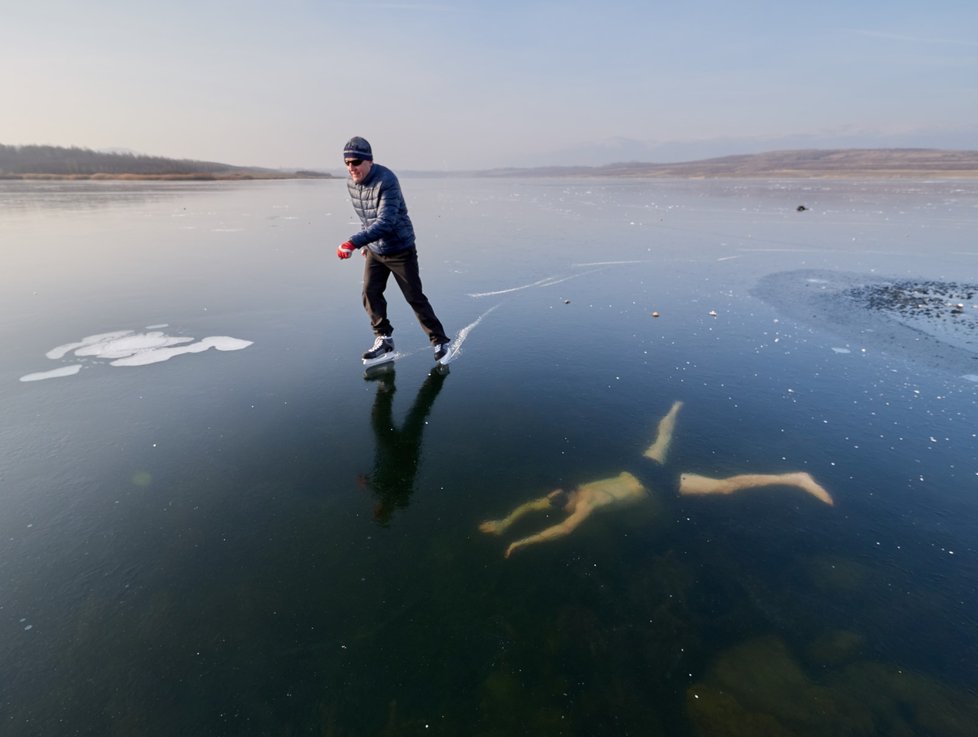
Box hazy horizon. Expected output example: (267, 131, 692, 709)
(2, 1, 976, 171)
(8, 141, 978, 178)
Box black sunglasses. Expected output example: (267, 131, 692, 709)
(345, 159, 364, 167)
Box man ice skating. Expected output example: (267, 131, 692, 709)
(336, 137, 452, 363)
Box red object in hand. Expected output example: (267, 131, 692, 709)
(337, 241, 355, 260)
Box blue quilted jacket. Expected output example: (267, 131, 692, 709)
(346, 163, 416, 254)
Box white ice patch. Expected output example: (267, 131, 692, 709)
(963, 374, 978, 383)
(468, 270, 596, 298)
(74, 332, 196, 359)
(438, 305, 499, 364)
(468, 275, 568, 298)
(571, 260, 648, 267)
(46, 330, 133, 359)
(19, 365, 83, 382)
(831, 347, 851, 354)
(740, 248, 822, 253)
(21, 327, 252, 382)
(110, 336, 252, 366)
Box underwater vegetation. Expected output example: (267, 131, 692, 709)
(687, 634, 978, 737)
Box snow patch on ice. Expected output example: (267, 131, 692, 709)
(110, 336, 252, 366)
(46, 331, 133, 359)
(20, 327, 253, 382)
(75, 332, 196, 359)
(19, 365, 83, 382)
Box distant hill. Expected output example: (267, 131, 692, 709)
(0, 144, 333, 180)
(7, 145, 976, 180)
(476, 149, 978, 178)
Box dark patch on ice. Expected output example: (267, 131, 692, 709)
(752, 269, 978, 376)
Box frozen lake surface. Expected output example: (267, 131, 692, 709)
(1, 177, 977, 736)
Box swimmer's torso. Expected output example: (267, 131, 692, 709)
(574, 471, 647, 509)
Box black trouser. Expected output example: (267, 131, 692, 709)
(362, 247, 448, 345)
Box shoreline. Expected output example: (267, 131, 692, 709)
(6, 170, 978, 182)
(0, 172, 335, 181)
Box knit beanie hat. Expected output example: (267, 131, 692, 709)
(343, 136, 373, 161)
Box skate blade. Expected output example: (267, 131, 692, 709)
(436, 344, 456, 366)
(362, 352, 398, 369)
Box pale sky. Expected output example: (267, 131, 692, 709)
(2, 0, 976, 170)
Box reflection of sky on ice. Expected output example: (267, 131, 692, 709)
(3, 178, 978, 736)
(19, 327, 252, 382)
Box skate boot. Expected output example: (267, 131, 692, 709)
(363, 335, 394, 361)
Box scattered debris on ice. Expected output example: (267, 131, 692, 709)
(753, 270, 978, 377)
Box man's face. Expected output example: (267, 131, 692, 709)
(345, 158, 372, 184)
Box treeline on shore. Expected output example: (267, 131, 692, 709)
(0, 144, 331, 180)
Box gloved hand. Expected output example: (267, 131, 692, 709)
(337, 241, 356, 260)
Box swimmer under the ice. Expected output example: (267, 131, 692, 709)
(478, 401, 834, 559)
